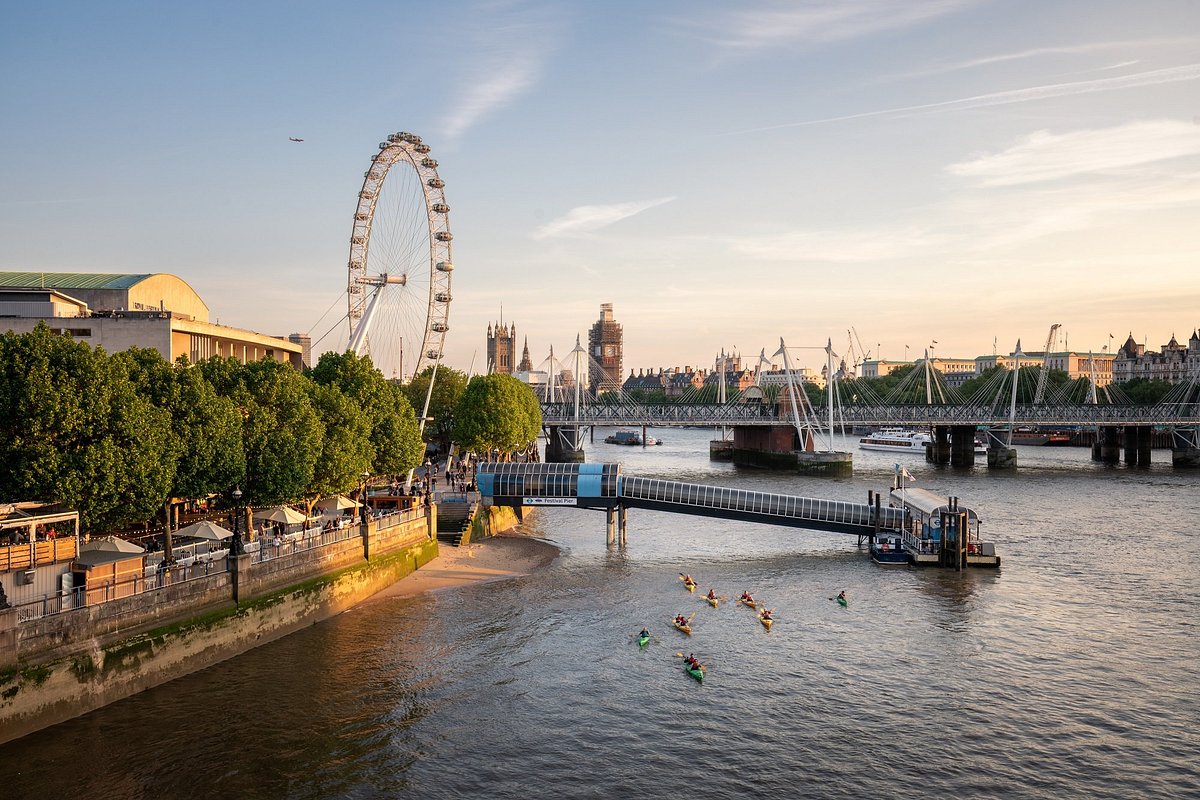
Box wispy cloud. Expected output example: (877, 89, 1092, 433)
(886, 39, 1184, 82)
(441, 3, 561, 141)
(683, 0, 975, 51)
(532, 197, 676, 240)
(731, 63, 1200, 133)
(948, 120, 1200, 186)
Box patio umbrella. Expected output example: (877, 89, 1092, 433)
(173, 520, 234, 541)
(253, 506, 309, 525)
(315, 495, 360, 512)
(80, 536, 146, 554)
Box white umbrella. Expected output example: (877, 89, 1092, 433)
(173, 520, 234, 541)
(253, 506, 309, 525)
(315, 495, 360, 512)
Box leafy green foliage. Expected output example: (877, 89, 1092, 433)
(0, 325, 174, 530)
(309, 350, 424, 475)
(404, 365, 469, 448)
(1118, 378, 1174, 404)
(305, 382, 373, 501)
(452, 374, 543, 456)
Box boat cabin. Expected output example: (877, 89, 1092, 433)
(889, 487, 999, 567)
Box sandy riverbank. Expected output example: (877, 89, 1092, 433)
(371, 533, 560, 600)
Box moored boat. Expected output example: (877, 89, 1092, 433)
(858, 430, 932, 453)
(604, 430, 642, 445)
(870, 534, 908, 566)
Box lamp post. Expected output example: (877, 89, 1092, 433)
(359, 471, 370, 524)
(230, 487, 245, 556)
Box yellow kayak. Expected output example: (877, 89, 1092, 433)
(758, 613, 773, 630)
(738, 597, 758, 610)
(673, 619, 693, 636)
(705, 595, 719, 608)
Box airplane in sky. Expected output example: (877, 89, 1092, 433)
(288, 137, 304, 142)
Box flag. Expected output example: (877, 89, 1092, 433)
(901, 466, 915, 482)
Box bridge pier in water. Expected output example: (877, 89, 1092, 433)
(1172, 427, 1200, 467)
(730, 426, 852, 476)
(1092, 426, 1121, 464)
(1123, 425, 1152, 467)
(546, 426, 585, 463)
(926, 425, 976, 467)
(605, 506, 628, 548)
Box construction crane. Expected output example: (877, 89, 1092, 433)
(846, 327, 871, 375)
(1033, 323, 1062, 404)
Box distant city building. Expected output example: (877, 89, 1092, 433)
(758, 366, 824, 390)
(286, 332, 312, 370)
(588, 303, 623, 393)
(861, 360, 908, 379)
(623, 368, 669, 395)
(1043, 351, 1115, 387)
(0, 271, 302, 368)
(1113, 331, 1200, 384)
(517, 337, 533, 372)
(487, 320, 518, 374)
(975, 349, 1046, 375)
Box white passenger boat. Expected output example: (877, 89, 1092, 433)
(858, 430, 932, 453)
(860, 430, 987, 455)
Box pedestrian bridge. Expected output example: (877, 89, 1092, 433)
(476, 463, 905, 538)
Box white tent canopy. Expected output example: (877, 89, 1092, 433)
(174, 520, 234, 541)
(253, 506, 309, 525)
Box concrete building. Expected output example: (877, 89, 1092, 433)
(588, 303, 623, 394)
(1043, 351, 1115, 387)
(0, 272, 303, 368)
(758, 366, 824, 390)
(861, 360, 909, 379)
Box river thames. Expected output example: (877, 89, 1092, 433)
(2, 428, 1197, 798)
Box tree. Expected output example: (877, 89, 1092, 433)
(0, 325, 174, 531)
(1119, 378, 1174, 405)
(452, 374, 543, 457)
(199, 357, 324, 506)
(404, 365, 469, 451)
(304, 382, 373, 509)
(309, 350, 424, 476)
(117, 348, 246, 502)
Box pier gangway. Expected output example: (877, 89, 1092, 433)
(476, 463, 905, 540)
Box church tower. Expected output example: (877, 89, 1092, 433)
(517, 336, 533, 372)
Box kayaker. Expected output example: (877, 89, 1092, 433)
(639, 628, 649, 639)
(761, 609, 772, 621)
(836, 590, 847, 602)
(706, 589, 717, 601)
(740, 591, 753, 602)
(675, 614, 687, 627)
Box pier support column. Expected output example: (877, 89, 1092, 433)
(618, 506, 628, 547)
(949, 425, 976, 467)
(987, 446, 1017, 469)
(1172, 429, 1200, 467)
(1124, 426, 1152, 466)
(605, 508, 616, 547)
(926, 426, 951, 465)
(1092, 426, 1121, 463)
(546, 426, 585, 463)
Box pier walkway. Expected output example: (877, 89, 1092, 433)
(476, 463, 904, 539)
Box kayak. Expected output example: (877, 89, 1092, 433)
(758, 614, 773, 630)
(638, 632, 650, 649)
(837, 597, 848, 607)
(705, 596, 719, 607)
(684, 581, 697, 593)
(673, 619, 693, 636)
(684, 663, 705, 683)
(738, 597, 758, 610)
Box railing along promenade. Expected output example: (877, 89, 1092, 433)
(10, 506, 427, 625)
(540, 402, 1200, 428)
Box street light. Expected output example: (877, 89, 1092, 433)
(359, 471, 370, 523)
(230, 487, 245, 555)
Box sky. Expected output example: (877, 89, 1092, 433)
(3, 0, 1199, 376)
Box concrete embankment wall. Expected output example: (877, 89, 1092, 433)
(0, 514, 437, 745)
(463, 505, 528, 546)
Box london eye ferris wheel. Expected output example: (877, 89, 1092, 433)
(345, 131, 453, 381)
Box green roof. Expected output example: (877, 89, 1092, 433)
(0, 272, 153, 291)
